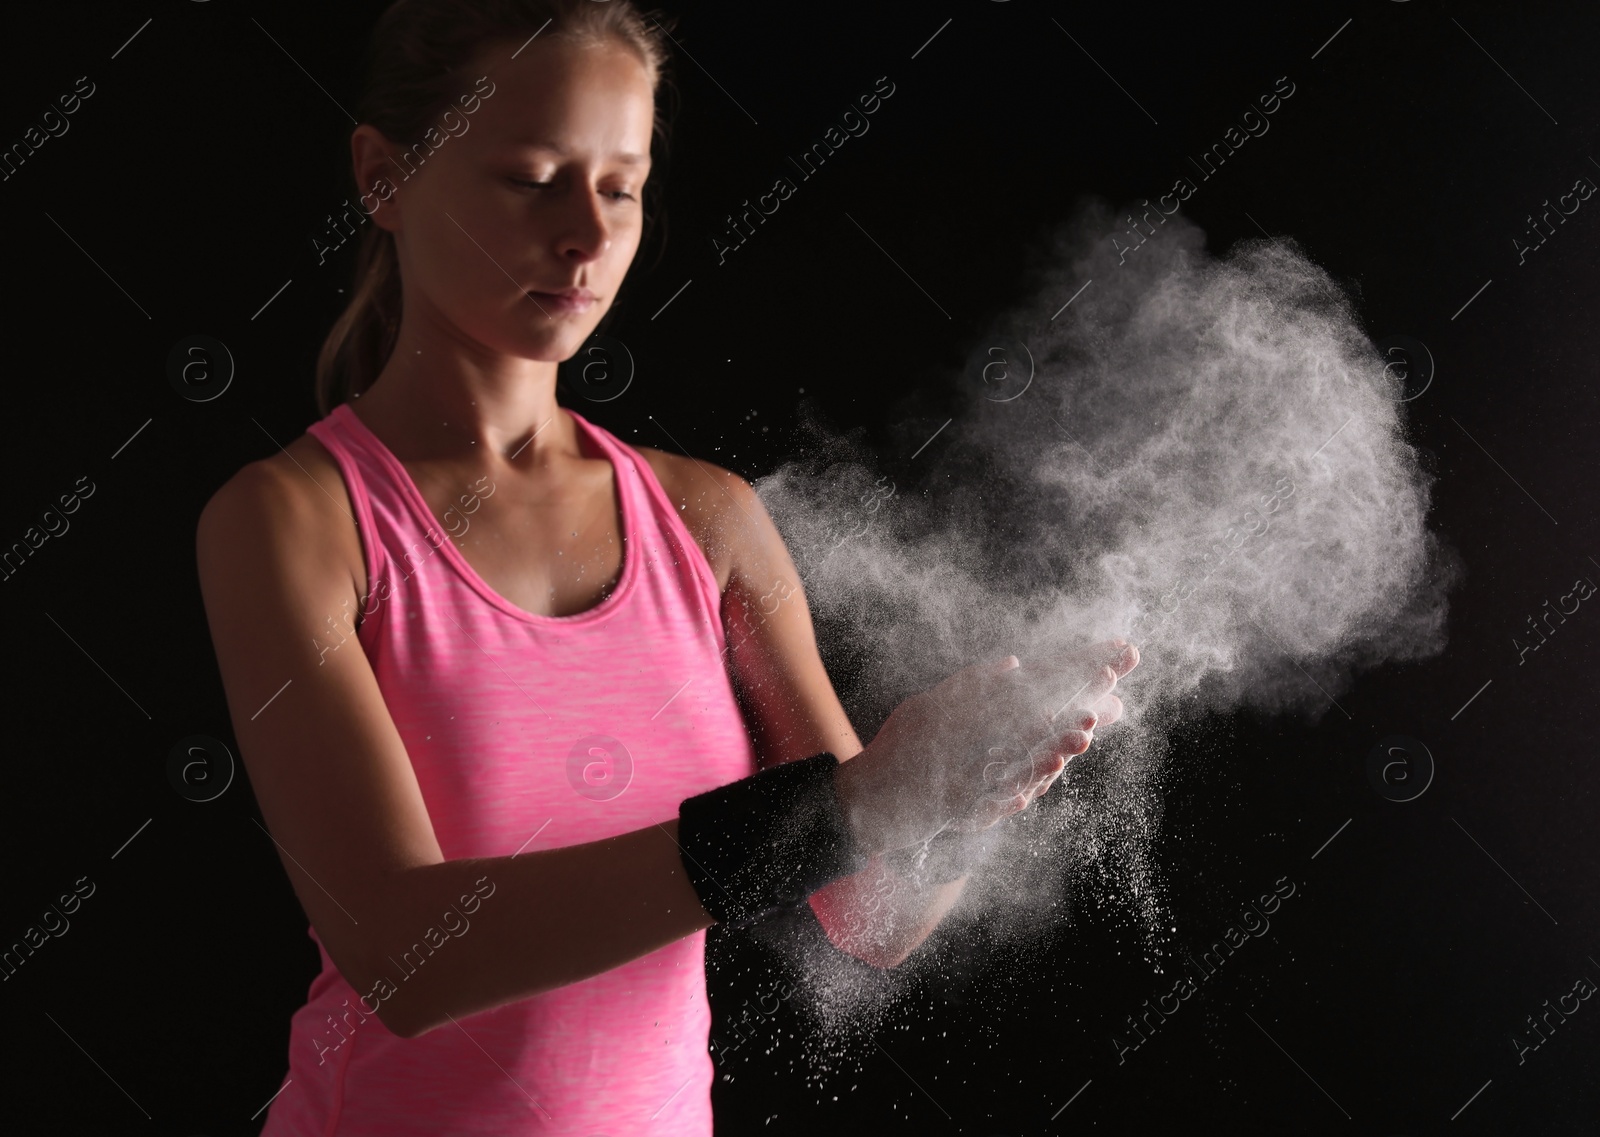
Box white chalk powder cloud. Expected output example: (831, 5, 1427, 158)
(742, 201, 1459, 1041)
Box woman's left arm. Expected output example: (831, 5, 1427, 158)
(692, 468, 970, 968)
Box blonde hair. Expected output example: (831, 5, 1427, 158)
(314, 0, 678, 416)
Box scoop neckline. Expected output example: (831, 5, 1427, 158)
(332, 401, 639, 627)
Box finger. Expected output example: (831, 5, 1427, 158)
(1088, 663, 1121, 703)
(981, 754, 1028, 801)
(1031, 760, 1068, 799)
(992, 724, 1085, 780)
(1045, 664, 1118, 719)
(1016, 748, 1069, 791)
(1021, 753, 1067, 802)
(1032, 713, 1096, 755)
(986, 742, 1068, 804)
(1090, 693, 1123, 727)
(985, 667, 1104, 753)
(1022, 640, 1139, 690)
(1051, 728, 1093, 757)
(985, 736, 1086, 800)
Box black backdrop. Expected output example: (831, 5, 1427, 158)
(2, 1, 1598, 1133)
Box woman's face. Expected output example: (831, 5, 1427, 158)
(358, 34, 655, 364)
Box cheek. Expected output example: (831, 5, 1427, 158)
(406, 192, 533, 333)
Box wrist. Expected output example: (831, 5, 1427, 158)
(831, 754, 890, 859)
(677, 752, 869, 930)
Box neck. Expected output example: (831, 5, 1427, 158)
(353, 314, 572, 469)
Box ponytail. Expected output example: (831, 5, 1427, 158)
(314, 224, 402, 417)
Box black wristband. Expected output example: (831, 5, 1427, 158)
(677, 752, 869, 930)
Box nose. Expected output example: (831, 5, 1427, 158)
(552, 182, 614, 266)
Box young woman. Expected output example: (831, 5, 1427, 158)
(196, 1, 1137, 1132)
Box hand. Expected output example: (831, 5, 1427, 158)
(834, 640, 1139, 856)
(952, 638, 1137, 830)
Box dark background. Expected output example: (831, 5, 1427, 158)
(2, 0, 1597, 1133)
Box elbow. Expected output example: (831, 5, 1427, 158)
(376, 1007, 419, 1040)
(370, 988, 441, 1041)
(338, 944, 432, 1041)
(333, 964, 423, 1040)
(362, 962, 447, 1040)
(296, 955, 426, 1041)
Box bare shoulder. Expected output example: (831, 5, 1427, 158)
(198, 430, 365, 607)
(633, 444, 746, 503)
(633, 444, 768, 594)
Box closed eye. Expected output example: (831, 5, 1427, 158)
(507, 177, 636, 202)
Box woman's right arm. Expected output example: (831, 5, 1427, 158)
(195, 461, 714, 1040)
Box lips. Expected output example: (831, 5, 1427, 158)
(527, 286, 596, 302)
(524, 286, 597, 316)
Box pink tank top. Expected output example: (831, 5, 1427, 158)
(261, 401, 759, 1136)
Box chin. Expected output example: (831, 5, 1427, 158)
(509, 324, 591, 362)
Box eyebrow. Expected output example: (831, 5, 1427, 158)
(503, 142, 650, 165)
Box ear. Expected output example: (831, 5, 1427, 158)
(351, 124, 406, 235)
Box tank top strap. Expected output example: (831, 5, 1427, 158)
(304, 402, 390, 620)
(564, 408, 727, 638)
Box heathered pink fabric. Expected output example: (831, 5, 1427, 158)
(260, 402, 759, 1136)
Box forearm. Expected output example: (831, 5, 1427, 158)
(358, 820, 710, 1039)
